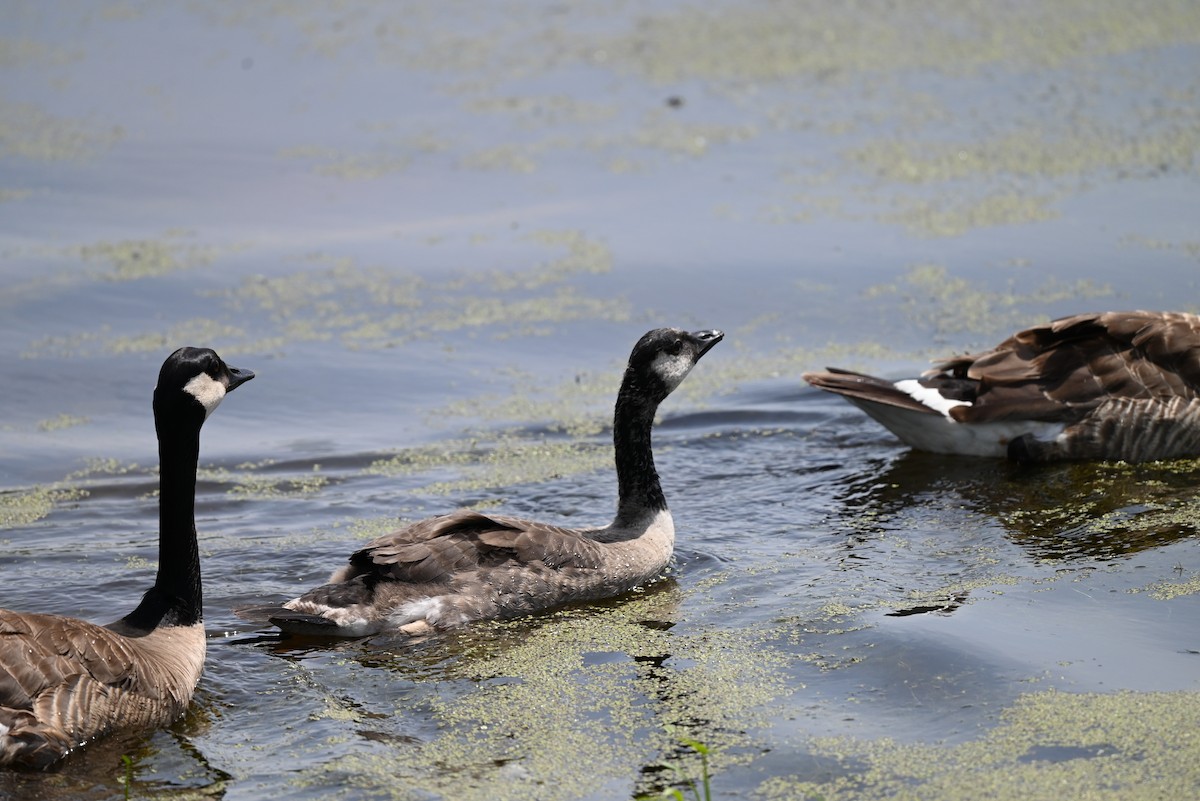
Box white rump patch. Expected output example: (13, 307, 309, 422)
(183, 373, 226, 418)
(390, 597, 445, 628)
(896, 379, 969, 417)
(650, 352, 695, 393)
(328, 618, 376, 637)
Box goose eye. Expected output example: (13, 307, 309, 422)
(666, 339, 683, 355)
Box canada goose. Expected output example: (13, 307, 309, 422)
(268, 327, 723, 637)
(803, 310, 1200, 463)
(0, 347, 253, 769)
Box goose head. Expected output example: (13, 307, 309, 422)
(625, 328, 724, 404)
(153, 347, 255, 433)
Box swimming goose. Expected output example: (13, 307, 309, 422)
(269, 327, 723, 637)
(0, 347, 253, 769)
(803, 310, 1200, 463)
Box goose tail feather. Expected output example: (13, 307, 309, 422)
(803, 368, 937, 414)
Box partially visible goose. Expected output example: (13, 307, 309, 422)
(268, 327, 723, 637)
(0, 347, 253, 769)
(803, 310, 1200, 463)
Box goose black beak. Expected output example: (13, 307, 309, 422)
(690, 329, 724, 359)
(225, 366, 255, 391)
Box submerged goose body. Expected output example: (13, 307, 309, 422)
(803, 311, 1200, 463)
(0, 348, 252, 769)
(270, 327, 723, 638)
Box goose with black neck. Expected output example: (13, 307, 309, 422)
(0, 347, 253, 769)
(268, 327, 723, 637)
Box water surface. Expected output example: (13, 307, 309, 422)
(2, 2, 1199, 799)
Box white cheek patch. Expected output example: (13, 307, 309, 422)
(896, 379, 970, 417)
(650, 352, 695, 392)
(182, 373, 227, 418)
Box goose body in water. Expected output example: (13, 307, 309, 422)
(269, 327, 723, 638)
(804, 310, 1200, 463)
(0, 348, 253, 769)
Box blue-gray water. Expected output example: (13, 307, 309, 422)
(2, 2, 1199, 799)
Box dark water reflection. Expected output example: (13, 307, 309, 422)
(844, 449, 1200, 561)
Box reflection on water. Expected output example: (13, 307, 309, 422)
(834, 449, 1200, 561)
(3, 0, 1199, 798)
(0, 698, 228, 801)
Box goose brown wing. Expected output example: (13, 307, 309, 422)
(1104, 311, 1200, 391)
(0, 611, 147, 706)
(0, 610, 153, 767)
(347, 509, 607, 584)
(474, 513, 607, 570)
(927, 311, 1200, 424)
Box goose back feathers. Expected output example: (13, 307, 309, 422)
(0, 347, 252, 769)
(271, 327, 723, 637)
(803, 311, 1200, 462)
(0, 613, 207, 769)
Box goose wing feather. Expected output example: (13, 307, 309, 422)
(474, 516, 607, 570)
(927, 311, 1200, 424)
(339, 509, 607, 585)
(0, 610, 189, 768)
(0, 612, 143, 702)
(801, 367, 937, 414)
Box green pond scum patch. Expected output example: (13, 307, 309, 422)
(214, 231, 625, 352)
(187, 0, 1200, 240)
(18, 228, 624, 359)
(863, 263, 1113, 342)
(325, 592, 790, 801)
(0, 98, 124, 162)
(596, 0, 1200, 83)
(360, 431, 613, 502)
(440, 372, 618, 435)
(278, 144, 414, 180)
(36, 413, 89, 432)
(1130, 571, 1200, 601)
(882, 191, 1062, 238)
(467, 94, 617, 128)
(848, 126, 1200, 186)
(0, 485, 89, 529)
(1122, 234, 1200, 267)
(199, 0, 1178, 79)
(758, 689, 1200, 801)
(76, 233, 231, 281)
(625, 114, 758, 158)
(411, 438, 612, 498)
(226, 470, 329, 501)
(124, 554, 154, 571)
(364, 441, 481, 478)
(343, 514, 416, 543)
(771, 569, 1022, 649)
(460, 142, 541, 173)
(23, 318, 250, 359)
(63, 457, 142, 482)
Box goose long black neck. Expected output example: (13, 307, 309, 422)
(119, 414, 204, 632)
(612, 371, 667, 525)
